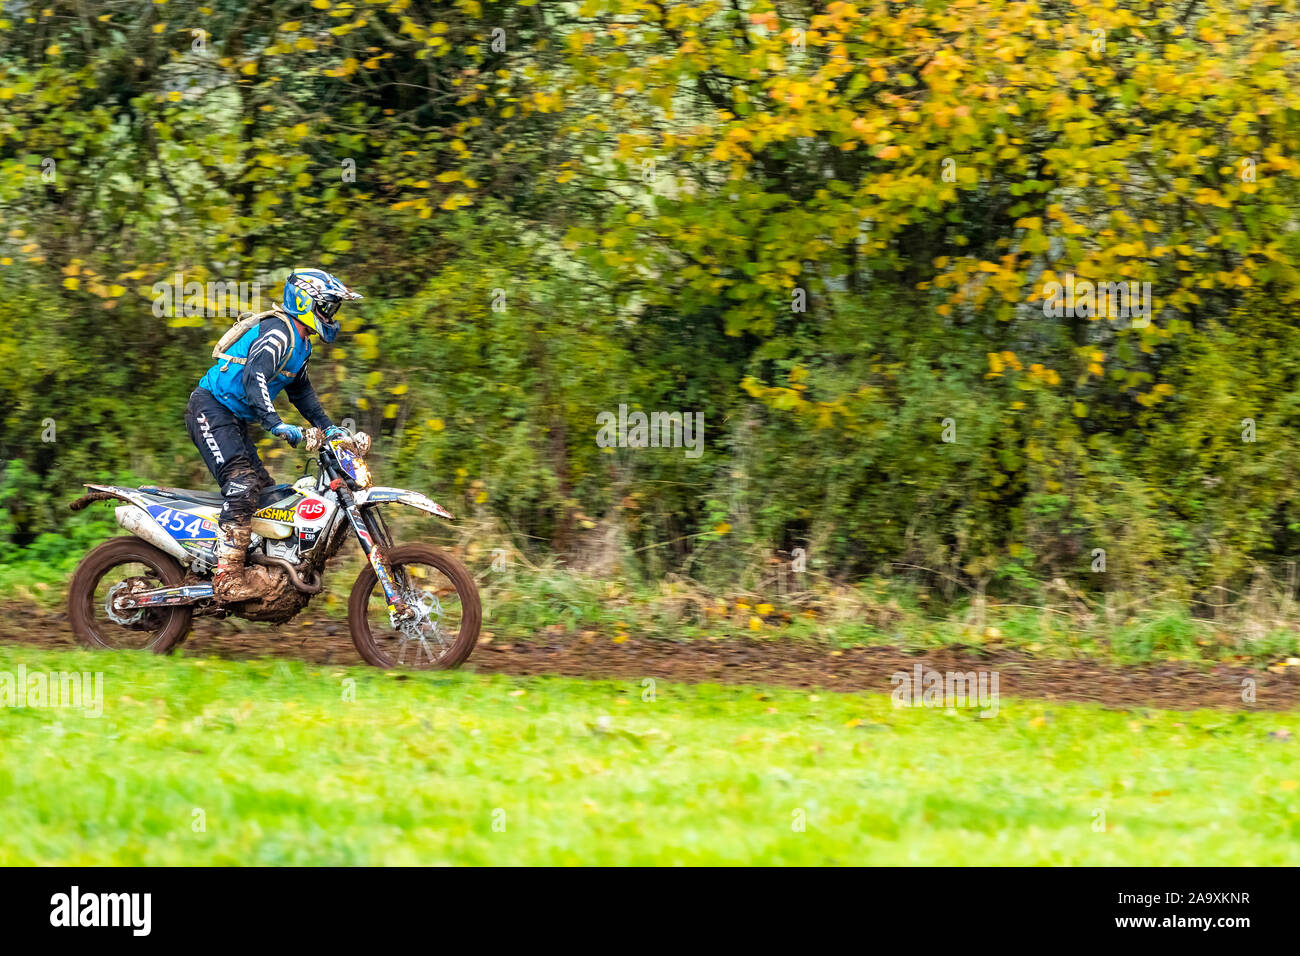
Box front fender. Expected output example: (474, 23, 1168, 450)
(356, 486, 455, 520)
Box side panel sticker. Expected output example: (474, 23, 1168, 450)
(147, 505, 219, 540)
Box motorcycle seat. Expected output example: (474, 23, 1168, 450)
(140, 483, 297, 509)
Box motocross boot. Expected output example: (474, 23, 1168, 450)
(212, 522, 269, 603)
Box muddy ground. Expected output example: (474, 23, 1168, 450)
(2, 606, 1297, 712)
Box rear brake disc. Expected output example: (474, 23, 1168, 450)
(105, 580, 146, 627)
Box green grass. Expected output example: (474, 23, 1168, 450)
(1, 644, 1298, 865)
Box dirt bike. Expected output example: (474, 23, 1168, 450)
(66, 426, 481, 669)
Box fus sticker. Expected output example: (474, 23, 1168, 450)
(297, 498, 327, 520)
(148, 505, 218, 540)
(254, 506, 296, 523)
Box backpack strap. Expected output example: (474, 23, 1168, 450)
(214, 307, 299, 377)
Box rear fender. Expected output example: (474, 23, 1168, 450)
(356, 486, 454, 520)
(70, 485, 214, 565)
(69, 483, 154, 513)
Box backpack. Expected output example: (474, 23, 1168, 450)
(212, 307, 298, 376)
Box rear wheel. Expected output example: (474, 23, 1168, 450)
(68, 536, 193, 653)
(347, 543, 481, 669)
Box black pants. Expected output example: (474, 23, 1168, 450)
(184, 388, 274, 527)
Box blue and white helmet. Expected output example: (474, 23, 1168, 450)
(281, 269, 362, 342)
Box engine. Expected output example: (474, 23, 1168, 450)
(238, 489, 342, 622)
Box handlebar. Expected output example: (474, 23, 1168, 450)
(303, 426, 371, 459)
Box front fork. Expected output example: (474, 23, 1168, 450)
(333, 479, 411, 620)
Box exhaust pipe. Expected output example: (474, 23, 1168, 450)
(116, 505, 193, 565)
(251, 552, 324, 594)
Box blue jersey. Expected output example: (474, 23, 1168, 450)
(197, 313, 329, 431)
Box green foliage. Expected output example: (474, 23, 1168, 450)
(3, 0, 1300, 613)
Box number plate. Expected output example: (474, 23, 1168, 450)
(146, 505, 219, 540)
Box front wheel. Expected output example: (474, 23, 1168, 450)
(347, 543, 481, 669)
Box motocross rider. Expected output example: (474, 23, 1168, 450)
(184, 269, 362, 603)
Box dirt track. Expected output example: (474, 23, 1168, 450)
(2, 606, 1297, 711)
